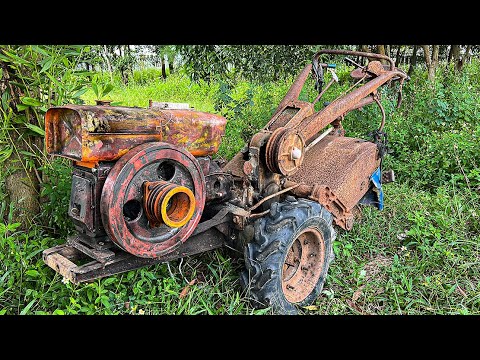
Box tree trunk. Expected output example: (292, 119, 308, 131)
(400, 46, 407, 66)
(464, 45, 472, 64)
(102, 45, 114, 82)
(160, 57, 166, 79)
(0, 55, 40, 226)
(167, 54, 174, 75)
(422, 45, 439, 81)
(4, 148, 40, 226)
(408, 45, 418, 76)
(395, 46, 402, 66)
(377, 45, 387, 64)
(449, 45, 460, 66)
(360, 45, 370, 65)
(455, 45, 472, 72)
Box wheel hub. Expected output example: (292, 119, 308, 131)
(282, 228, 325, 304)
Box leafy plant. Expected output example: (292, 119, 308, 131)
(91, 74, 114, 100)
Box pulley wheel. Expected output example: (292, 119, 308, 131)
(265, 127, 305, 176)
(100, 142, 206, 258)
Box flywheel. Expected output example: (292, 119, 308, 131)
(100, 142, 206, 258)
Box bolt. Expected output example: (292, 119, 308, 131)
(291, 147, 302, 160)
(233, 216, 239, 224)
(310, 253, 316, 257)
(98, 241, 105, 246)
(304, 240, 309, 245)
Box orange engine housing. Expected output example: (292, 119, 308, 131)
(45, 104, 227, 163)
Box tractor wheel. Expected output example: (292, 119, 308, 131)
(240, 197, 336, 314)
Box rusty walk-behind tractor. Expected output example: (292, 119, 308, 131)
(42, 49, 407, 314)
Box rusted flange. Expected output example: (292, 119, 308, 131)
(100, 142, 206, 258)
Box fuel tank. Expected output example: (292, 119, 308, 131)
(45, 103, 227, 162)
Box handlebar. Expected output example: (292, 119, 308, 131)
(313, 49, 396, 71)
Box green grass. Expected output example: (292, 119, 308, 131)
(314, 183, 480, 315)
(2, 67, 480, 315)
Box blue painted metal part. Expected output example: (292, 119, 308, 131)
(370, 167, 384, 210)
(359, 166, 384, 210)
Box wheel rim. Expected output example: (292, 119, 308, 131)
(281, 228, 325, 304)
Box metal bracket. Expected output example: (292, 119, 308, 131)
(43, 228, 226, 284)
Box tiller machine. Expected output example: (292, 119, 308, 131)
(43, 49, 407, 314)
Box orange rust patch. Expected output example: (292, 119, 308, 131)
(45, 105, 227, 162)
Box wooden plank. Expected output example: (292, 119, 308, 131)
(43, 251, 79, 283)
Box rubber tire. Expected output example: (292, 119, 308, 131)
(240, 197, 336, 315)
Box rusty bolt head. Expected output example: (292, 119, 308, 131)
(291, 147, 302, 160)
(243, 160, 254, 175)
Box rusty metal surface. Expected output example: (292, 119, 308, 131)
(266, 101, 315, 131)
(298, 69, 407, 145)
(222, 152, 246, 178)
(160, 109, 226, 156)
(100, 142, 206, 258)
(205, 172, 233, 204)
(45, 105, 227, 162)
(286, 181, 354, 230)
(287, 135, 381, 229)
(69, 163, 112, 238)
(269, 64, 313, 121)
(222, 48, 405, 227)
(282, 227, 326, 303)
(265, 127, 305, 176)
(67, 235, 116, 263)
(42, 228, 226, 284)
